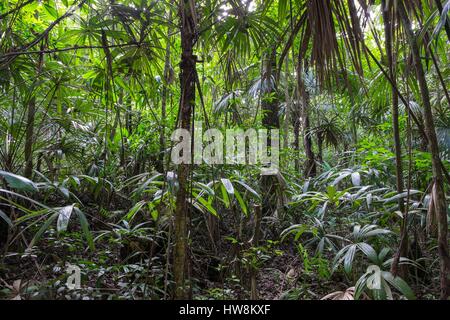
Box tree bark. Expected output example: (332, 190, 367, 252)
(398, 1, 450, 299)
(24, 98, 36, 179)
(157, 2, 174, 174)
(283, 57, 291, 152)
(24, 40, 46, 178)
(261, 49, 280, 218)
(173, 0, 196, 300)
(250, 205, 262, 300)
(293, 110, 301, 172)
(382, 0, 407, 278)
(262, 50, 280, 130)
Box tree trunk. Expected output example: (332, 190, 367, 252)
(157, 3, 174, 174)
(261, 49, 279, 218)
(317, 132, 323, 164)
(398, 1, 450, 299)
(293, 109, 301, 172)
(261, 50, 280, 130)
(283, 57, 290, 152)
(173, 0, 196, 300)
(382, 0, 407, 278)
(250, 205, 262, 300)
(297, 61, 316, 177)
(24, 40, 46, 178)
(24, 98, 36, 179)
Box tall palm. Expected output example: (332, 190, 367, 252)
(397, 0, 450, 300)
(173, 0, 197, 300)
(276, 0, 367, 177)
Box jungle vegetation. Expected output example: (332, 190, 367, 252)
(0, 0, 450, 300)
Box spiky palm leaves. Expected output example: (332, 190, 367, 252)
(278, 0, 367, 86)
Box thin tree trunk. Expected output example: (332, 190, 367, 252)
(283, 57, 290, 152)
(261, 49, 279, 218)
(262, 50, 280, 130)
(173, 0, 196, 300)
(317, 133, 323, 164)
(398, 1, 450, 299)
(293, 110, 300, 172)
(24, 98, 36, 179)
(250, 205, 262, 300)
(382, 0, 407, 277)
(157, 3, 174, 174)
(24, 40, 46, 178)
(125, 68, 133, 136)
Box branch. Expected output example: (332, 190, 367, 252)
(1, 0, 87, 67)
(0, 42, 152, 58)
(0, 0, 34, 20)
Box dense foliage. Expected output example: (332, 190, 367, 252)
(0, 0, 449, 300)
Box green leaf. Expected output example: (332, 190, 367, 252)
(278, 0, 288, 21)
(354, 272, 369, 300)
(151, 210, 159, 221)
(357, 243, 378, 264)
(195, 195, 218, 217)
(326, 185, 336, 199)
(343, 244, 357, 274)
(29, 212, 58, 248)
(126, 200, 147, 221)
(332, 172, 351, 186)
(43, 3, 58, 19)
(220, 184, 230, 208)
(234, 189, 248, 216)
(382, 271, 416, 300)
(195, 182, 215, 196)
(0, 209, 13, 227)
(75, 207, 94, 251)
(220, 178, 235, 195)
(0, 171, 38, 193)
(431, 3, 450, 40)
(383, 190, 421, 203)
(235, 180, 261, 200)
(58, 186, 70, 199)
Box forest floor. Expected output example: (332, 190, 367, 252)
(0, 232, 440, 300)
(0, 196, 441, 300)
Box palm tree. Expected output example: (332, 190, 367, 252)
(397, 0, 450, 299)
(381, 0, 407, 278)
(277, 0, 366, 176)
(173, 0, 197, 300)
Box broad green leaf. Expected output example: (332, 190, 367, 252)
(0, 209, 13, 227)
(357, 243, 378, 264)
(220, 178, 235, 195)
(75, 207, 94, 251)
(43, 3, 58, 19)
(0, 171, 38, 193)
(29, 212, 58, 248)
(234, 189, 248, 216)
(126, 200, 147, 221)
(382, 271, 416, 300)
(344, 244, 357, 274)
(235, 180, 261, 200)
